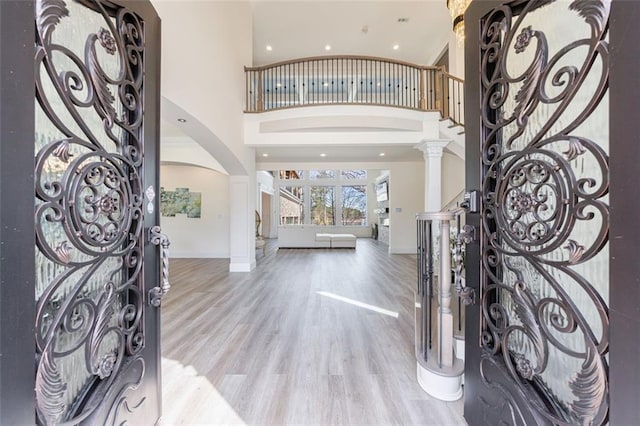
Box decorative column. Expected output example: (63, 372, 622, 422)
(416, 140, 450, 212)
(230, 175, 256, 272)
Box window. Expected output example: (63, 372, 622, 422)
(310, 186, 335, 225)
(341, 170, 367, 180)
(342, 185, 367, 226)
(308, 170, 335, 179)
(280, 170, 303, 180)
(278, 170, 369, 227)
(279, 186, 304, 225)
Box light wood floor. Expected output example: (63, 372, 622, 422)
(160, 239, 466, 425)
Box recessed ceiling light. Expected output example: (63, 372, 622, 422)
(262, 153, 269, 157)
(393, 44, 400, 50)
(177, 118, 187, 123)
(320, 153, 327, 157)
(325, 44, 331, 51)
(276, 83, 282, 88)
(266, 45, 273, 51)
(323, 82, 329, 87)
(379, 152, 386, 157)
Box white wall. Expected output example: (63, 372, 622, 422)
(448, 31, 465, 78)
(160, 164, 230, 258)
(387, 162, 425, 254)
(153, 1, 257, 271)
(442, 151, 465, 207)
(152, 0, 254, 171)
(162, 137, 226, 173)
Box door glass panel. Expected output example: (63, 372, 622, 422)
(480, 1, 609, 424)
(34, 0, 145, 423)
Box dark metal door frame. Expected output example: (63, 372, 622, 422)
(464, 0, 640, 424)
(0, 0, 161, 423)
(0, 1, 38, 424)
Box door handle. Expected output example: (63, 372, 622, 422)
(454, 224, 476, 305)
(149, 226, 170, 307)
(460, 190, 480, 213)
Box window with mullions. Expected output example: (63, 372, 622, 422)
(308, 170, 335, 179)
(341, 185, 367, 226)
(279, 170, 303, 180)
(341, 170, 367, 180)
(278, 170, 369, 227)
(280, 186, 304, 225)
(310, 186, 335, 225)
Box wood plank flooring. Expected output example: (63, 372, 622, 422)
(160, 238, 466, 425)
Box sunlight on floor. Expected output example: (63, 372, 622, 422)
(317, 291, 400, 318)
(160, 357, 246, 425)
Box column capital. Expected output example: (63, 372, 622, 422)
(415, 140, 450, 159)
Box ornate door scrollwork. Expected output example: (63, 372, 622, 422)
(473, 0, 610, 424)
(34, 0, 159, 423)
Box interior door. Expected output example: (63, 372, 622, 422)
(33, 0, 163, 424)
(463, 0, 610, 425)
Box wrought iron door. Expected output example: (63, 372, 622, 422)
(464, 0, 610, 425)
(34, 0, 164, 424)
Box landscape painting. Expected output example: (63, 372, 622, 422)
(160, 187, 202, 218)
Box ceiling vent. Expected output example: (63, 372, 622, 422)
(397, 18, 409, 23)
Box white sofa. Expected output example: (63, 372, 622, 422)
(278, 226, 358, 248)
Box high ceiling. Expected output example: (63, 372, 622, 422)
(251, 1, 451, 66)
(249, 1, 452, 165)
(161, 1, 454, 170)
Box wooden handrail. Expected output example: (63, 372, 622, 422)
(244, 55, 464, 128)
(245, 54, 442, 72)
(441, 71, 464, 83)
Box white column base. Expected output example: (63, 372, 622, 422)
(454, 335, 465, 362)
(229, 259, 255, 272)
(416, 361, 463, 402)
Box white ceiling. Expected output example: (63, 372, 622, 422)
(256, 143, 423, 163)
(251, 1, 451, 66)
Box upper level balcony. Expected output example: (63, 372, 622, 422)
(244, 55, 464, 128)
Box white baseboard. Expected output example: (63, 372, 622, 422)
(389, 247, 417, 254)
(229, 260, 255, 272)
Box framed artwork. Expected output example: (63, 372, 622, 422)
(160, 187, 202, 218)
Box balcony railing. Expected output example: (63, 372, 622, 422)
(245, 56, 464, 127)
(441, 71, 464, 128)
